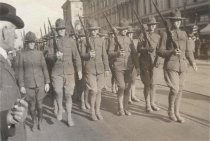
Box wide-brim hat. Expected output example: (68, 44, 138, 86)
(145, 16, 159, 25)
(116, 19, 131, 30)
(0, 3, 24, 29)
(167, 9, 187, 20)
(55, 18, 65, 30)
(87, 19, 101, 30)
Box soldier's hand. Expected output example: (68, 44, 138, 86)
(56, 51, 63, 60)
(119, 49, 126, 57)
(174, 49, 181, 56)
(148, 47, 154, 53)
(45, 83, 50, 92)
(78, 71, 82, 80)
(192, 62, 198, 72)
(89, 50, 96, 58)
(20, 87, 26, 94)
(137, 69, 141, 76)
(105, 71, 110, 77)
(7, 99, 28, 125)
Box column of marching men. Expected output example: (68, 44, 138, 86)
(12, 9, 198, 132)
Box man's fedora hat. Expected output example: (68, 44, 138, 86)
(145, 16, 159, 25)
(55, 18, 65, 30)
(25, 31, 36, 43)
(87, 19, 100, 30)
(0, 3, 24, 29)
(116, 19, 131, 30)
(167, 9, 187, 20)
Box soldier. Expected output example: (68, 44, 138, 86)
(80, 19, 109, 121)
(137, 16, 161, 112)
(157, 9, 197, 123)
(108, 19, 139, 116)
(51, 18, 82, 126)
(19, 31, 50, 131)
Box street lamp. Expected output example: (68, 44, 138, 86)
(183, 0, 188, 28)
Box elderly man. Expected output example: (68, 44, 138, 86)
(0, 2, 28, 141)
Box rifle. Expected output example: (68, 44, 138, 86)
(44, 23, 47, 35)
(78, 16, 93, 51)
(133, 10, 154, 51)
(103, 13, 123, 50)
(152, 0, 179, 49)
(48, 18, 59, 54)
(40, 28, 43, 38)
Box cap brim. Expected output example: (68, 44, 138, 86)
(116, 26, 130, 30)
(87, 27, 101, 30)
(0, 15, 24, 29)
(146, 22, 159, 25)
(167, 17, 187, 20)
(55, 27, 66, 30)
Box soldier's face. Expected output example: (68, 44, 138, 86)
(91, 29, 99, 36)
(121, 29, 128, 36)
(28, 42, 35, 50)
(58, 29, 66, 37)
(148, 24, 156, 32)
(0, 21, 17, 52)
(172, 20, 181, 29)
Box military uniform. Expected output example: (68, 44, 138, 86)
(108, 19, 139, 116)
(157, 10, 196, 123)
(80, 20, 109, 121)
(137, 16, 161, 112)
(18, 31, 50, 130)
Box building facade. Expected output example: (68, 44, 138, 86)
(81, 0, 210, 31)
(62, 0, 84, 34)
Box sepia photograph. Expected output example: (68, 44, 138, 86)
(0, 0, 209, 141)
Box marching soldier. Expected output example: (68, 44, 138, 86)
(137, 16, 160, 112)
(80, 19, 109, 121)
(51, 18, 82, 126)
(19, 31, 50, 131)
(157, 9, 197, 123)
(108, 19, 139, 116)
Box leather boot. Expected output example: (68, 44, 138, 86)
(168, 90, 177, 121)
(90, 91, 97, 121)
(37, 108, 43, 130)
(117, 88, 125, 116)
(144, 86, 152, 113)
(175, 90, 185, 123)
(150, 85, 160, 111)
(124, 88, 132, 116)
(95, 92, 103, 120)
(31, 111, 37, 132)
(66, 96, 75, 127)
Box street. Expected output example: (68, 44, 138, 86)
(26, 60, 210, 141)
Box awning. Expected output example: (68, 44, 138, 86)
(200, 23, 210, 35)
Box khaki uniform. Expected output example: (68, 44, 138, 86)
(138, 31, 161, 111)
(157, 29, 195, 120)
(81, 36, 109, 93)
(108, 35, 139, 112)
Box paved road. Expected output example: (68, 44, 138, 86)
(26, 61, 210, 141)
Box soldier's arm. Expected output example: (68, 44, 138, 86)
(80, 39, 91, 60)
(72, 41, 82, 72)
(154, 35, 162, 67)
(102, 39, 110, 71)
(130, 39, 140, 69)
(107, 38, 119, 57)
(40, 52, 50, 84)
(18, 54, 24, 87)
(185, 32, 195, 66)
(156, 32, 174, 58)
